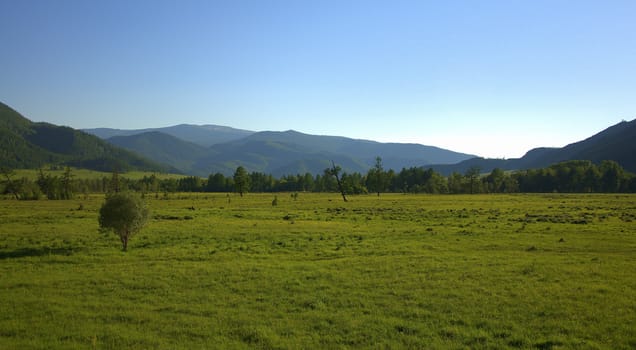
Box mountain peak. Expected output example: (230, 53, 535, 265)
(84, 124, 254, 147)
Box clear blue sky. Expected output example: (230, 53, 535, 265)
(1, 0, 635, 158)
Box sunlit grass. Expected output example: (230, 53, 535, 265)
(1, 193, 635, 349)
(12, 168, 184, 181)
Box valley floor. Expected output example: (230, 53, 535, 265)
(0, 193, 635, 349)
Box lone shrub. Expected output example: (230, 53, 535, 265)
(98, 192, 149, 251)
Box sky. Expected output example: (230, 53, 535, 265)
(1, 0, 635, 158)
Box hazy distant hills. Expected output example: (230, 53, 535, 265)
(1, 100, 475, 176)
(107, 132, 210, 174)
(84, 124, 253, 147)
(81, 115, 636, 176)
(106, 129, 476, 177)
(3, 100, 634, 177)
(430, 119, 636, 174)
(0, 102, 174, 173)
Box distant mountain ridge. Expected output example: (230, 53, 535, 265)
(107, 132, 209, 174)
(0, 102, 174, 173)
(429, 119, 636, 174)
(84, 124, 254, 147)
(5, 100, 633, 177)
(105, 129, 477, 176)
(98, 119, 636, 177)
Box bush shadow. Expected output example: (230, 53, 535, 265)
(0, 247, 78, 260)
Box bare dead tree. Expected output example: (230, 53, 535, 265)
(1, 167, 20, 200)
(326, 160, 347, 202)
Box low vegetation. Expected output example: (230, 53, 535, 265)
(1, 193, 634, 348)
(2, 159, 635, 202)
(98, 192, 149, 251)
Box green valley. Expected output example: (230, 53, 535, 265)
(1, 193, 634, 349)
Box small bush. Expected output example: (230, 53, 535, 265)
(98, 192, 149, 251)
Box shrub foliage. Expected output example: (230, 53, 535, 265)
(98, 192, 149, 251)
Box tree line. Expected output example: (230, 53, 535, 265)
(1, 159, 635, 200)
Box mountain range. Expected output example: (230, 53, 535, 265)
(85, 124, 253, 147)
(2, 100, 634, 176)
(0, 102, 174, 173)
(93, 128, 476, 176)
(87, 118, 636, 176)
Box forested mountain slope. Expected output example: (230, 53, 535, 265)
(0, 102, 174, 173)
(107, 132, 209, 174)
(430, 119, 636, 174)
(100, 128, 476, 176)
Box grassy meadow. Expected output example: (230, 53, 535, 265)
(0, 193, 635, 349)
(12, 168, 184, 181)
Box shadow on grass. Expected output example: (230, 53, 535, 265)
(0, 247, 78, 260)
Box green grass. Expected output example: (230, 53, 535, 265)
(12, 168, 185, 180)
(1, 193, 635, 349)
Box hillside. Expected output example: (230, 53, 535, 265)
(430, 119, 636, 175)
(243, 130, 474, 169)
(192, 138, 370, 177)
(0, 102, 174, 173)
(199, 130, 476, 176)
(106, 129, 476, 176)
(521, 119, 636, 171)
(85, 124, 254, 147)
(107, 132, 210, 174)
(10, 98, 633, 177)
